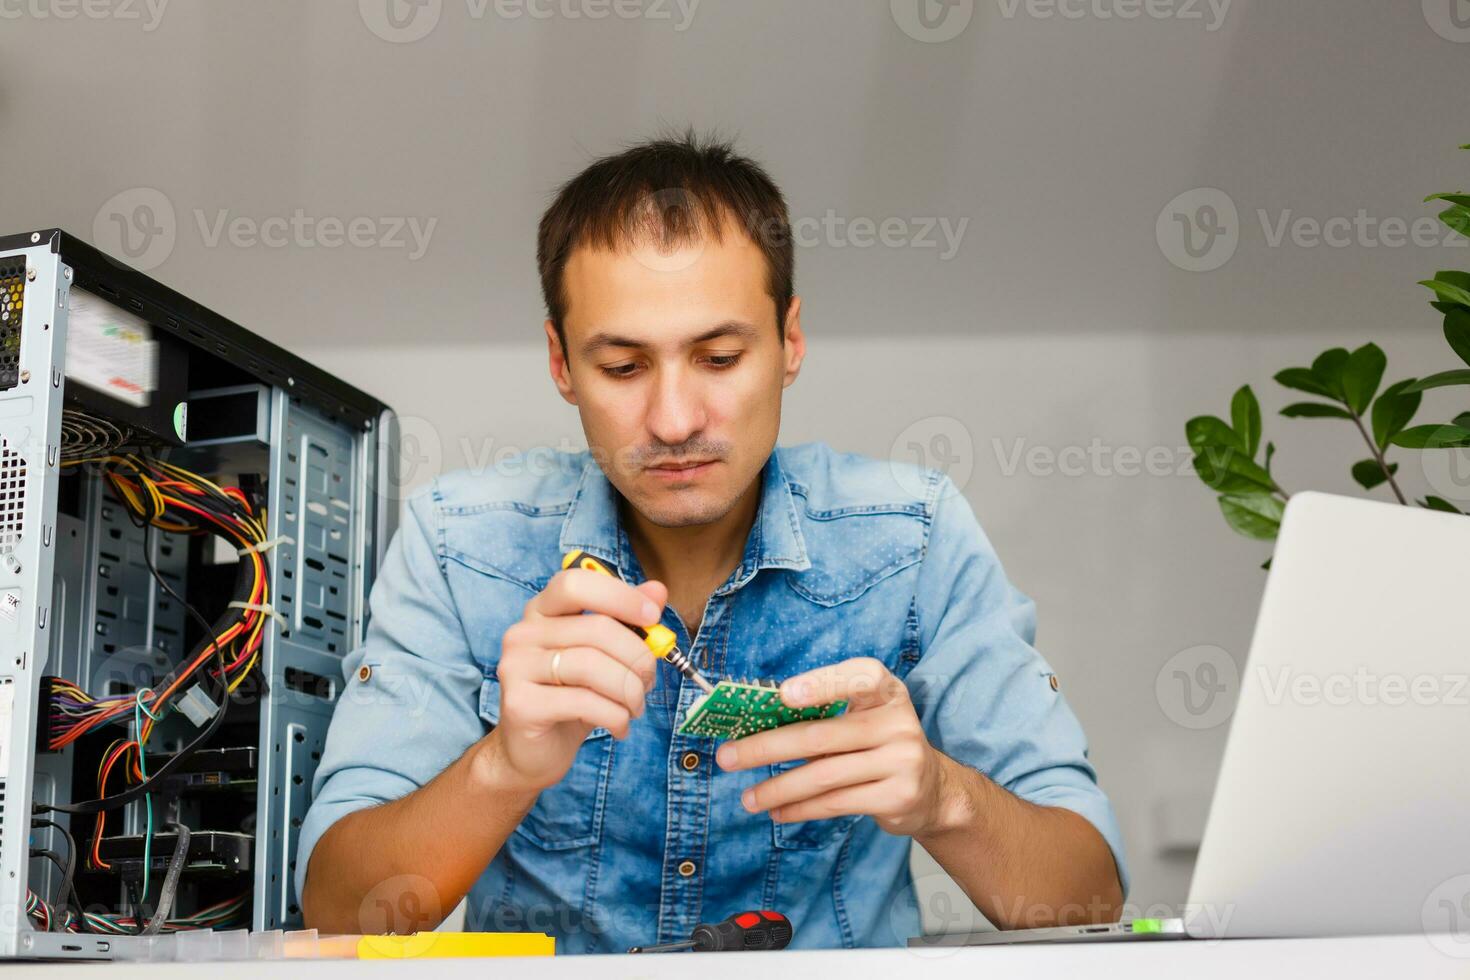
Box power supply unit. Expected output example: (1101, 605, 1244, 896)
(0, 229, 401, 959)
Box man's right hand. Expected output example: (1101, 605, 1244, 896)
(483, 566, 667, 793)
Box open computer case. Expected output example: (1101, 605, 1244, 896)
(0, 229, 400, 959)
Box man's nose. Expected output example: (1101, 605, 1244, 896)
(645, 368, 707, 448)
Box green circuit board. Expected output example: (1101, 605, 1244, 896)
(676, 679, 848, 740)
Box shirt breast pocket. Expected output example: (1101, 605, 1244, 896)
(767, 758, 861, 850)
(478, 676, 615, 850)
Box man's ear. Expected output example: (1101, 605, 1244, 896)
(546, 319, 578, 405)
(781, 296, 806, 389)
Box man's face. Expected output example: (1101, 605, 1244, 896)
(547, 219, 804, 528)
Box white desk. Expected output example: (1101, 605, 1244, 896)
(5, 934, 1467, 978)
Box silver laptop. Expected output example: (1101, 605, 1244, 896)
(912, 491, 1470, 946)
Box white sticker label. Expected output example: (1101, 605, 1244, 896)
(0, 589, 19, 623)
(66, 289, 159, 408)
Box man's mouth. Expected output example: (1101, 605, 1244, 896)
(646, 459, 719, 480)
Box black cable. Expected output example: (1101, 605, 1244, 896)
(142, 825, 191, 935)
(29, 850, 73, 932)
(30, 819, 84, 933)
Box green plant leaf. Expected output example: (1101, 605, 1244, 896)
(1454, 412, 1470, 429)
(1445, 308, 1470, 368)
(1193, 446, 1275, 493)
(1260, 557, 1272, 570)
(1219, 493, 1285, 540)
(1425, 193, 1470, 209)
(1230, 385, 1262, 458)
(1185, 415, 1243, 453)
(1421, 277, 1470, 309)
(1281, 402, 1353, 419)
(1421, 496, 1464, 514)
(1371, 379, 1422, 448)
(1351, 459, 1397, 490)
(1341, 342, 1386, 415)
(1274, 367, 1334, 398)
(1310, 348, 1350, 399)
(1391, 423, 1470, 449)
(1402, 369, 1470, 393)
(1264, 441, 1276, 475)
(1437, 205, 1470, 239)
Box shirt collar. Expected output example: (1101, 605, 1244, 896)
(558, 449, 810, 585)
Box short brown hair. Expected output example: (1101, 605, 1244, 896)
(537, 129, 794, 348)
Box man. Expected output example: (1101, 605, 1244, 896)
(298, 131, 1126, 952)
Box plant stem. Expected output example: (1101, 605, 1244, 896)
(1349, 411, 1408, 505)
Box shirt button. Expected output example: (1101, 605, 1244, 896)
(680, 752, 700, 771)
(357, 665, 372, 682)
(677, 860, 697, 877)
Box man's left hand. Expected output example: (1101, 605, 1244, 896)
(715, 657, 955, 838)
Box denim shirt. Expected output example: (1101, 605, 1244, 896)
(297, 442, 1127, 953)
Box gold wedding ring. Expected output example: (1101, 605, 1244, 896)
(549, 649, 565, 687)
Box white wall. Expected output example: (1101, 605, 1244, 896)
(3, 0, 1469, 934)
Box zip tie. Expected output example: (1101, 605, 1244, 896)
(238, 534, 294, 558)
(228, 600, 290, 631)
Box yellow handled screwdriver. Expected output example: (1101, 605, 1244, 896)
(561, 550, 716, 695)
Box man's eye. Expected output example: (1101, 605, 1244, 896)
(704, 354, 742, 369)
(601, 362, 641, 378)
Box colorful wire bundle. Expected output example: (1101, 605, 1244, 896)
(37, 453, 272, 929)
(48, 455, 271, 753)
(26, 889, 249, 935)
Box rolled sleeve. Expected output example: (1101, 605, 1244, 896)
(294, 484, 487, 907)
(906, 476, 1129, 898)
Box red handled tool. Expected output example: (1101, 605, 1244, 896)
(628, 910, 794, 953)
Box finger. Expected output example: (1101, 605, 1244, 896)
(524, 614, 658, 690)
(519, 685, 633, 738)
(741, 750, 893, 814)
(769, 779, 894, 824)
(635, 579, 668, 609)
(537, 646, 648, 717)
(530, 566, 665, 627)
(780, 657, 904, 712)
(716, 710, 893, 771)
